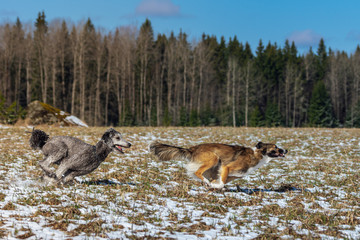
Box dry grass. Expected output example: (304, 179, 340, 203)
(0, 126, 359, 239)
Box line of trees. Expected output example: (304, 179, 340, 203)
(1, 12, 360, 127)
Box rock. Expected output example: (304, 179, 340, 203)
(24, 101, 88, 127)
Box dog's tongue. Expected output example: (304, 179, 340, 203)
(117, 146, 122, 151)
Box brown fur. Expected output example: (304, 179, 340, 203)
(149, 141, 287, 188)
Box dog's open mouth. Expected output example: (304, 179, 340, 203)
(275, 152, 286, 158)
(114, 145, 125, 154)
(269, 149, 287, 158)
(114, 144, 131, 154)
(277, 149, 288, 157)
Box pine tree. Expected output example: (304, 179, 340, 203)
(137, 18, 154, 125)
(179, 106, 188, 126)
(249, 106, 265, 127)
(265, 102, 283, 127)
(33, 11, 48, 103)
(345, 100, 360, 127)
(162, 106, 172, 126)
(189, 109, 200, 127)
(308, 80, 336, 127)
(316, 38, 328, 81)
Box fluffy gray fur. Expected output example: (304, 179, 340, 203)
(29, 128, 131, 184)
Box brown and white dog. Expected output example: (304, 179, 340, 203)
(149, 141, 287, 189)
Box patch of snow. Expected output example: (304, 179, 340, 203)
(64, 115, 89, 127)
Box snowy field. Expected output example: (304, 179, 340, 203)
(0, 126, 359, 239)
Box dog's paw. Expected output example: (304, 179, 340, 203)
(42, 175, 58, 185)
(61, 179, 77, 186)
(209, 181, 225, 189)
(202, 178, 211, 186)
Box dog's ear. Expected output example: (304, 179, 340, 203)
(102, 129, 114, 140)
(103, 128, 116, 139)
(256, 142, 264, 149)
(102, 131, 110, 140)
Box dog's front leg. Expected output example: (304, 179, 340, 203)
(55, 165, 69, 182)
(42, 175, 59, 185)
(61, 170, 90, 184)
(210, 166, 228, 189)
(39, 157, 57, 179)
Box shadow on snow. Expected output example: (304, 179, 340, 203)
(80, 180, 306, 195)
(224, 183, 306, 195)
(80, 179, 136, 186)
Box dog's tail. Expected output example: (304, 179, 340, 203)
(149, 141, 192, 161)
(29, 128, 49, 150)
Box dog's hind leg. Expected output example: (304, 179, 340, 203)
(39, 142, 68, 178)
(61, 170, 89, 184)
(39, 158, 57, 179)
(193, 152, 219, 186)
(55, 153, 91, 184)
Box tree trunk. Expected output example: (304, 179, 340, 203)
(43, 59, 49, 103)
(51, 57, 56, 107)
(245, 62, 250, 127)
(197, 65, 203, 115)
(26, 54, 32, 105)
(79, 39, 85, 120)
(231, 58, 236, 127)
(105, 50, 111, 125)
(292, 76, 297, 127)
(60, 50, 66, 110)
(15, 61, 21, 110)
(71, 48, 78, 115)
(95, 55, 101, 126)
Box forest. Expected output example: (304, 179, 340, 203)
(1, 12, 360, 127)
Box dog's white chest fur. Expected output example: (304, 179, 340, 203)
(229, 155, 271, 178)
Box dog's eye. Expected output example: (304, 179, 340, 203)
(116, 137, 120, 140)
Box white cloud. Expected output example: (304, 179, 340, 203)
(0, 10, 18, 18)
(135, 0, 180, 17)
(346, 30, 360, 41)
(287, 30, 322, 47)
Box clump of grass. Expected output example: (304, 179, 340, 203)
(45, 220, 69, 232)
(32, 209, 53, 218)
(2, 202, 16, 210)
(68, 219, 106, 237)
(0, 229, 7, 239)
(15, 227, 34, 239)
(0, 193, 5, 201)
(55, 205, 82, 220)
(43, 196, 62, 206)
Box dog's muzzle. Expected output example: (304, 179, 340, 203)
(278, 148, 288, 157)
(114, 142, 131, 154)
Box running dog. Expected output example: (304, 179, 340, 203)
(149, 141, 287, 189)
(29, 128, 131, 184)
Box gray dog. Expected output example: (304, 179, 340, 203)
(29, 128, 131, 184)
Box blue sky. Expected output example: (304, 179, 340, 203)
(1, 0, 360, 54)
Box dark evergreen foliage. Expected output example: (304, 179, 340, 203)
(0, 14, 359, 128)
(265, 102, 283, 127)
(308, 81, 336, 127)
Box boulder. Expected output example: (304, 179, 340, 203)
(25, 101, 88, 127)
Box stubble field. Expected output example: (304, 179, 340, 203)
(0, 125, 359, 239)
